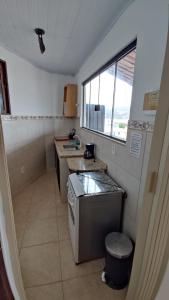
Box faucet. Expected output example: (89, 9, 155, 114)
(73, 135, 81, 149)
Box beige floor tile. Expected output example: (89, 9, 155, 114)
(14, 205, 27, 232)
(26, 283, 63, 300)
(13, 183, 34, 206)
(33, 173, 57, 195)
(14, 213, 28, 250)
(31, 174, 57, 203)
(13, 181, 36, 219)
(13, 182, 35, 206)
(58, 215, 69, 241)
(60, 240, 105, 280)
(63, 273, 127, 300)
(28, 197, 57, 221)
(15, 172, 126, 299)
(56, 201, 68, 217)
(22, 218, 59, 247)
(13, 193, 32, 221)
(13, 188, 34, 250)
(32, 187, 57, 203)
(20, 243, 61, 287)
(55, 181, 60, 194)
(13, 197, 30, 214)
(15, 221, 26, 250)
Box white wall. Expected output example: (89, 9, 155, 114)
(0, 46, 76, 194)
(77, 0, 168, 122)
(0, 46, 75, 116)
(0, 46, 51, 115)
(50, 73, 75, 116)
(76, 0, 169, 240)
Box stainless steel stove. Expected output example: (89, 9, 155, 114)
(67, 171, 125, 264)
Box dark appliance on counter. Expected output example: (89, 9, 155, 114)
(84, 143, 95, 159)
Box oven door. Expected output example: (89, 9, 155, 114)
(68, 194, 79, 263)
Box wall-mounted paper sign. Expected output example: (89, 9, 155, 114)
(143, 90, 159, 111)
(130, 132, 142, 158)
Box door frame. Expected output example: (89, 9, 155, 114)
(126, 24, 169, 300)
(0, 117, 26, 300)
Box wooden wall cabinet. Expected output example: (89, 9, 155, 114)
(63, 84, 77, 117)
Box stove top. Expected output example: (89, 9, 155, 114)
(76, 171, 122, 195)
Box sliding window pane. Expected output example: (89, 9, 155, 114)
(99, 65, 115, 135)
(90, 76, 99, 105)
(112, 49, 136, 141)
(83, 82, 90, 128)
(89, 76, 99, 130)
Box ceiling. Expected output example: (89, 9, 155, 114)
(0, 0, 133, 75)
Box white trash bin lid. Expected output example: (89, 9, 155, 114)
(105, 232, 133, 259)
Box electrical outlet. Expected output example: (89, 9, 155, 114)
(20, 166, 25, 174)
(112, 144, 116, 155)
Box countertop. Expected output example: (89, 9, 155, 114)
(67, 157, 107, 172)
(54, 140, 84, 158)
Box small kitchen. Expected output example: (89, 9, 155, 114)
(55, 123, 129, 267)
(0, 0, 168, 299)
(1, 60, 149, 298)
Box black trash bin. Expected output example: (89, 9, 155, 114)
(104, 232, 133, 289)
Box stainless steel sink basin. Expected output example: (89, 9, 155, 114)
(63, 144, 77, 150)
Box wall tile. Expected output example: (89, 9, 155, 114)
(116, 167, 140, 219)
(137, 131, 153, 219)
(76, 119, 153, 241)
(2, 117, 77, 195)
(123, 214, 137, 242)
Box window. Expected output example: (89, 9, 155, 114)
(0, 60, 11, 115)
(82, 40, 137, 142)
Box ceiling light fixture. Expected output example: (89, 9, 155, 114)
(34, 28, 45, 54)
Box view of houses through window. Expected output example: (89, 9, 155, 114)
(83, 40, 137, 142)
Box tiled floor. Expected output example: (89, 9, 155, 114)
(13, 171, 127, 300)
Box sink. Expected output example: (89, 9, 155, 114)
(63, 144, 77, 150)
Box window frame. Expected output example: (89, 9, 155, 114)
(82, 39, 137, 143)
